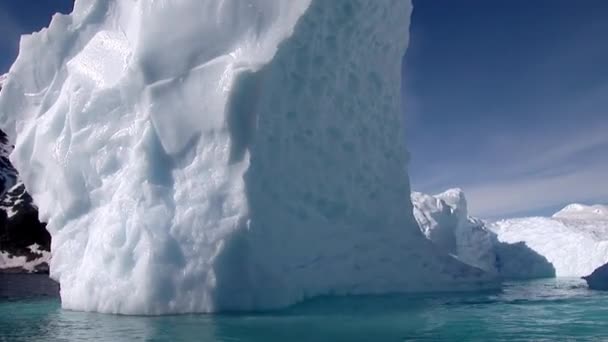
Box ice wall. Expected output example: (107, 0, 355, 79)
(413, 189, 555, 279)
(0, 0, 496, 314)
(492, 204, 608, 277)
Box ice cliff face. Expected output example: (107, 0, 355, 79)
(491, 204, 608, 277)
(0, 0, 497, 314)
(412, 189, 555, 279)
(413, 188, 608, 279)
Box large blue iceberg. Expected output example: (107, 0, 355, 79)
(0, 0, 496, 314)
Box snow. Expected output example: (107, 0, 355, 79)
(553, 203, 608, 220)
(0, 244, 50, 272)
(0, 183, 23, 218)
(413, 189, 555, 279)
(491, 204, 608, 277)
(0, 0, 501, 314)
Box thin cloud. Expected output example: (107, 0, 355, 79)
(465, 160, 608, 218)
(409, 82, 608, 219)
(413, 121, 608, 219)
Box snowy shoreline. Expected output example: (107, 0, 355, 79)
(0, 243, 50, 274)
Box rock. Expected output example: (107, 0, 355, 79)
(0, 75, 50, 273)
(583, 263, 608, 290)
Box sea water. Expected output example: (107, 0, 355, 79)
(1, 275, 607, 341)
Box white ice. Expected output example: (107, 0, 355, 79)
(413, 189, 555, 279)
(553, 203, 608, 221)
(491, 203, 608, 277)
(0, 0, 497, 314)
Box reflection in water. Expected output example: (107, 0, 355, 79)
(1, 277, 608, 341)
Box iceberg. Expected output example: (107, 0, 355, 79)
(553, 203, 608, 220)
(491, 204, 608, 277)
(0, 0, 497, 314)
(412, 189, 555, 279)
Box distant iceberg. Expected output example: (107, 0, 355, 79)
(553, 203, 608, 221)
(414, 189, 608, 279)
(491, 203, 608, 277)
(0, 0, 497, 314)
(412, 189, 555, 279)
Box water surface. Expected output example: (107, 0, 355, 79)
(1, 276, 607, 341)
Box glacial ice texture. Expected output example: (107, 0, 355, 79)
(491, 204, 608, 277)
(412, 189, 555, 279)
(0, 0, 496, 314)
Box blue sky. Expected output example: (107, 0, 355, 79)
(0, 0, 73, 72)
(1, 1, 606, 219)
(405, 0, 608, 218)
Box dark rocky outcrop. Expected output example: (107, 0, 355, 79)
(0, 77, 50, 273)
(583, 263, 608, 291)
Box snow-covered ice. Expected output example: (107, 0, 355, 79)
(553, 203, 608, 221)
(412, 189, 555, 279)
(491, 203, 608, 277)
(414, 190, 608, 279)
(0, 0, 498, 314)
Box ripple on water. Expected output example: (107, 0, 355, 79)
(1, 277, 608, 341)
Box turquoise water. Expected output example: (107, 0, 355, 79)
(1, 276, 608, 341)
